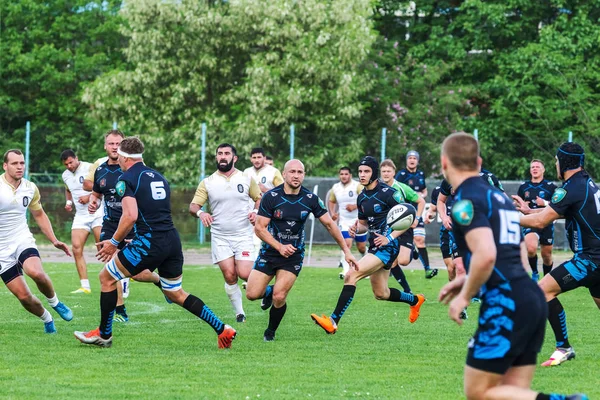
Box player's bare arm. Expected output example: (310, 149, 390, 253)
(254, 214, 296, 258)
(65, 188, 73, 212)
(88, 191, 103, 213)
(318, 213, 358, 269)
(82, 179, 93, 192)
(328, 200, 339, 221)
(30, 207, 71, 256)
(437, 193, 452, 230)
(420, 188, 428, 199)
(519, 205, 561, 230)
(96, 196, 137, 262)
(349, 218, 368, 237)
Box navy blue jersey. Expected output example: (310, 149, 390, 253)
(517, 179, 557, 210)
(452, 176, 528, 289)
(116, 162, 174, 234)
(480, 168, 504, 192)
(395, 168, 426, 193)
(438, 180, 457, 231)
(430, 186, 441, 205)
(93, 162, 124, 222)
(258, 185, 327, 257)
(549, 171, 600, 264)
(357, 182, 402, 248)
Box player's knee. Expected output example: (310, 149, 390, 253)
(165, 290, 186, 305)
(223, 272, 238, 285)
(373, 288, 388, 301)
(27, 269, 47, 283)
(246, 290, 260, 301)
(397, 255, 410, 266)
(71, 243, 84, 255)
(343, 271, 359, 285)
(16, 291, 35, 306)
(272, 291, 287, 306)
(464, 385, 486, 400)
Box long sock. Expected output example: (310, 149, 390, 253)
(536, 394, 567, 400)
(224, 283, 244, 315)
(548, 298, 570, 348)
(543, 263, 553, 276)
(81, 279, 90, 290)
(340, 250, 350, 275)
(46, 294, 59, 307)
(115, 304, 127, 317)
(268, 303, 287, 332)
(99, 289, 117, 339)
(528, 255, 538, 274)
(331, 285, 356, 324)
(390, 266, 411, 293)
(183, 294, 225, 334)
(39, 309, 53, 323)
(418, 247, 430, 270)
(387, 288, 418, 305)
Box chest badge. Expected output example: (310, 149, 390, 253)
(237, 184, 244, 193)
(100, 178, 107, 188)
(274, 209, 283, 219)
(452, 200, 474, 226)
(552, 188, 566, 204)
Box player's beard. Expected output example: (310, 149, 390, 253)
(217, 159, 234, 172)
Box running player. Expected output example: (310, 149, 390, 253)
(0, 149, 73, 333)
(395, 150, 437, 278)
(189, 143, 261, 323)
(438, 133, 585, 400)
(379, 159, 428, 293)
(514, 160, 557, 281)
(75, 137, 236, 348)
(328, 167, 367, 279)
(61, 149, 104, 294)
(311, 156, 426, 335)
(429, 184, 460, 280)
(246, 159, 357, 341)
(513, 142, 600, 367)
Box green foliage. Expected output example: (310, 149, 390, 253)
(0, 0, 125, 170)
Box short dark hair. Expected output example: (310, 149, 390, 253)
(105, 129, 125, 140)
(60, 149, 77, 162)
(120, 136, 145, 156)
(442, 132, 479, 171)
(217, 143, 237, 156)
(251, 147, 265, 156)
(339, 167, 351, 173)
(266, 155, 273, 161)
(3, 149, 23, 164)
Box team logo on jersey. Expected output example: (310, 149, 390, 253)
(307, 194, 313, 198)
(452, 200, 474, 226)
(392, 191, 403, 203)
(100, 178, 106, 188)
(274, 209, 283, 219)
(408, 179, 413, 186)
(237, 184, 244, 193)
(300, 211, 309, 220)
(318, 198, 326, 210)
(552, 188, 566, 204)
(146, 172, 155, 178)
(79, 176, 84, 184)
(524, 191, 530, 198)
(287, 221, 296, 227)
(271, 192, 278, 197)
(22, 196, 30, 207)
(539, 192, 545, 198)
(261, 177, 267, 183)
(294, 265, 301, 271)
(374, 204, 382, 213)
(382, 188, 389, 192)
(116, 181, 126, 197)
(349, 191, 353, 197)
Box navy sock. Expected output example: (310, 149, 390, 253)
(99, 289, 117, 339)
(390, 266, 411, 293)
(331, 285, 356, 324)
(418, 247, 430, 270)
(529, 255, 538, 274)
(536, 394, 566, 400)
(268, 303, 287, 332)
(183, 294, 225, 334)
(543, 263, 553, 276)
(548, 298, 570, 348)
(387, 288, 418, 305)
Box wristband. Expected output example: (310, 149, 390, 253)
(66, 200, 73, 206)
(386, 233, 394, 243)
(251, 209, 258, 214)
(109, 237, 120, 247)
(196, 209, 203, 218)
(543, 200, 549, 207)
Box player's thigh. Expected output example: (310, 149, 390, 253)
(524, 232, 539, 255)
(351, 253, 384, 281)
(589, 284, 600, 310)
(355, 238, 367, 253)
(234, 260, 254, 281)
(71, 229, 90, 249)
(396, 244, 413, 266)
(246, 268, 273, 300)
(211, 235, 235, 265)
(217, 257, 238, 283)
(272, 269, 298, 302)
(544, 256, 600, 300)
(344, 237, 353, 249)
(540, 244, 553, 260)
(463, 365, 503, 400)
(5, 274, 35, 301)
(231, 237, 256, 280)
(92, 225, 102, 243)
(20, 252, 45, 279)
(369, 267, 391, 300)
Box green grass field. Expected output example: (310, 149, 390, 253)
(0, 263, 598, 399)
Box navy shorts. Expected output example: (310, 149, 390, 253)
(117, 229, 184, 279)
(253, 251, 304, 277)
(466, 278, 547, 374)
(550, 254, 600, 297)
(522, 224, 554, 246)
(101, 221, 135, 250)
(439, 229, 459, 259)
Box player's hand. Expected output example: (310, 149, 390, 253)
(348, 220, 358, 238)
(345, 204, 357, 212)
(424, 211, 435, 224)
(258, 183, 268, 193)
(277, 243, 296, 258)
(535, 196, 546, 207)
(448, 294, 470, 326)
(511, 195, 531, 214)
(78, 194, 90, 204)
(53, 240, 72, 257)
(373, 232, 389, 247)
(64, 204, 73, 212)
(442, 215, 453, 230)
(248, 211, 257, 225)
(88, 200, 99, 213)
(198, 211, 214, 227)
(411, 218, 419, 229)
(95, 240, 117, 263)
(331, 213, 339, 221)
(439, 275, 466, 305)
(344, 250, 359, 271)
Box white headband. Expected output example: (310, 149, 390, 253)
(117, 149, 143, 158)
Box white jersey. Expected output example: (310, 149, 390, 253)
(192, 169, 261, 236)
(329, 180, 363, 225)
(0, 174, 43, 244)
(62, 162, 95, 216)
(243, 165, 283, 191)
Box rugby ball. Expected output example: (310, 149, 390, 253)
(387, 203, 417, 231)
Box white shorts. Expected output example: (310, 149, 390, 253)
(0, 233, 37, 275)
(72, 211, 104, 232)
(211, 234, 256, 264)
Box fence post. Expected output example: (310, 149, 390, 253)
(25, 121, 31, 181)
(381, 128, 387, 161)
(113, 121, 118, 130)
(290, 124, 295, 160)
(568, 131, 573, 142)
(198, 123, 207, 244)
(474, 129, 479, 141)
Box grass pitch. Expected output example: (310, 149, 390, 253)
(0, 263, 598, 399)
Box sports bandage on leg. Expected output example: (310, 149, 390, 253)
(225, 282, 244, 315)
(340, 250, 350, 274)
(105, 259, 126, 281)
(160, 276, 183, 292)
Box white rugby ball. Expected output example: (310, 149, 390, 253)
(387, 203, 416, 231)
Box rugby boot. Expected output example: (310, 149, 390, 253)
(310, 314, 337, 334)
(408, 294, 426, 323)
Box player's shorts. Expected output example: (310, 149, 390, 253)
(550, 254, 600, 297)
(467, 277, 547, 374)
(100, 220, 135, 250)
(413, 218, 426, 237)
(118, 229, 184, 279)
(440, 229, 459, 259)
(211, 234, 256, 264)
(368, 231, 413, 270)
(522, 224, 554, 246)
(0, 233, 39, 284)
(72, 211, 104, 232)
(253, 251, 304, 277)
(341, 230, 368, 242)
